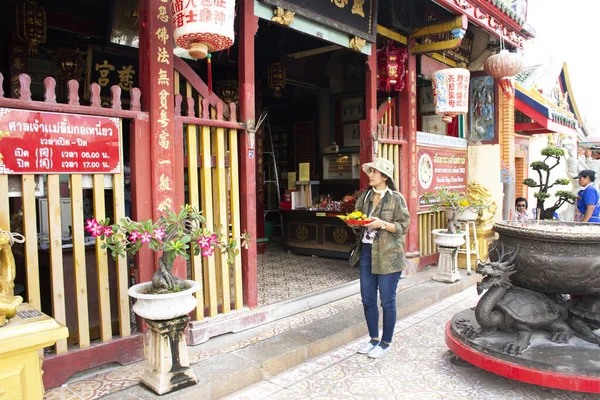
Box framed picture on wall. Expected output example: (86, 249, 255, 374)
(421, 114, 446, 135)
(340, 96, 364, 122)
(469, 74, 497, 144)
(343, 124, 360, 147)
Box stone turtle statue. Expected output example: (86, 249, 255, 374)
(565, 296, 600, 345)
(463, 244, 574, 354)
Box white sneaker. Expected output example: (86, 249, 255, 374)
(357, 341, 379, 354)
(368, 344, 391, 359)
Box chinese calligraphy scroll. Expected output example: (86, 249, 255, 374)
(140, 0, 177, 215)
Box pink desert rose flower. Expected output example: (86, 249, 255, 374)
(153, 228, 166, 242)
(140, 232, 152, 244)
(89, 224, 104, 237)
(85, 219, 98, 233)
(129, 230, 141, 242)
(210, 234, 218, 245)
(202, 247, 214, 257)
(197, 235, 211, 249)
(103, 226, 113, 236)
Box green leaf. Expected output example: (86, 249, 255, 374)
(530, 161, 549, 171)
(554, 178, 570, 186)
(180, 235, 192, 244)
(540, 146, 565, 157)
(523, 178, 537, 187)
(534, 192, 550, 200)
(555, 190, 577, 201)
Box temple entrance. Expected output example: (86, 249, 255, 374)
(253, 21, 367, 305)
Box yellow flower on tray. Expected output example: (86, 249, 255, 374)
(350, 211, 363, 218)
(338, 211, 369, 221)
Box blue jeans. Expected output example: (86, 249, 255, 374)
(359, 244, 402, 344)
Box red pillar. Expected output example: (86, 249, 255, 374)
(399, 53, 419, 254)
(138, 0, 185, 278)
(360, 49, 377, 189)
(238, 0, 259, 308)
(130, 118, 154, 284)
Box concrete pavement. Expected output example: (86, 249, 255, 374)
(224, 288, 597, 400)
(99, 270, 478, 399)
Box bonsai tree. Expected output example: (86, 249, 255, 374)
(422, 187, 490, 234)
(85, 205, 250, 294)
(523, 146, 577, 220)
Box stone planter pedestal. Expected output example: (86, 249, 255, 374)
(129, 280, 200, 395)
(432, 229, 466, 283)
(142, 316, 196, 395)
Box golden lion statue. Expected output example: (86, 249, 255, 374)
(0, 230, 24, 322)
(467, 182, 498, 223)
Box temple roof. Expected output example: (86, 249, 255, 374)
(485, 0, 526, 26)
(514, 59, 587, 137)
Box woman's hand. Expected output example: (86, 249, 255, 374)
(365, 217, 383, 229)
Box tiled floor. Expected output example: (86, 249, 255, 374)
(258, 240, 358, 306)
(226, 288, 597, 400)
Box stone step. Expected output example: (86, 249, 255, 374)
(104, 271, 479, 400)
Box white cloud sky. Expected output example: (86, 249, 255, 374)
(524, 0, 600, 134)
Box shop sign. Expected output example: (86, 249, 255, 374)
(417, 146, 467, 210)
(85, 47, 139, 102)
(419, 30, 474, 65)
(261, 0, 378, 42)
(0, 108, 121, 174)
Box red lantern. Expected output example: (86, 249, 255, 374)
(16, 0, 47, 56)
(377, 44, 408, 93)
(484, 49, 524, 98)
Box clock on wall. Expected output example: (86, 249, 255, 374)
(418, 153, 433, 190)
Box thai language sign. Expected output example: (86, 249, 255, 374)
(0, 108, 121, 174)
(417, 146, 467, 210)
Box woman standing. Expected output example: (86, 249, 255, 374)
(349, 158, 410, 358)
(576, 169, 600, 222)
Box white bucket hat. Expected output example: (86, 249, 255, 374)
(362, 158, 395, 185)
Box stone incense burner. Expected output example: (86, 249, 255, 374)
(492, 220, 600, 295)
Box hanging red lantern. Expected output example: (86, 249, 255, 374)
(484, 49, 524, 98)
(432, 68, 470, 124)
(170, 0, 236, 59)
(376, 43, 408, 93)
(16, 0, 47, 56)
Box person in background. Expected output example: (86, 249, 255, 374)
(347, 158, 410, 359)
(576, 169, 600, 223)
(515, 197, 532, 222)
(124, 163, 132, 218)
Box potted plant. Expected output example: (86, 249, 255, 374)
(85, 204, 249, 394)
(422, 187, 486, 282)
(523, 146, 577, 220)
(422, 187, 490, 236)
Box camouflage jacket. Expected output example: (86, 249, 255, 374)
(350, 189, 411, 274)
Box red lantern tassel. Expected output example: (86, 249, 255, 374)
(207, 54, 213, 95)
